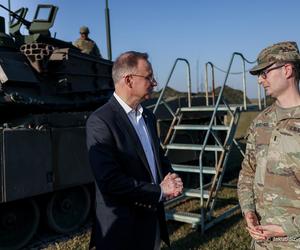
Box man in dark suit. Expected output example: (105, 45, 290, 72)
(86, 51, 183, 250)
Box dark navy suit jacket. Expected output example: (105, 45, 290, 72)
(86, 96, 172, 250)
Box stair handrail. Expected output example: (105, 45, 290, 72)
(199, 52, 255, 212)
(205, 62, 215, 106)
(153, 58, 192, 114)
(204, 53, 260, 111)
(238, 53, 259, 110)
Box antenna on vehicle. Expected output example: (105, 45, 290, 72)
(105, 0, 112, 60)
(7, 0, 11, 25)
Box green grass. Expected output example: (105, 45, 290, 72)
(162, 186, 251, 250)
(43, 186, 252, 250)
(163, 215, 250, 250)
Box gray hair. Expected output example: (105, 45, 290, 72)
(112, 51, 149, 84)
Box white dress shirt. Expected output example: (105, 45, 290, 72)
(113, 92, 158, 183)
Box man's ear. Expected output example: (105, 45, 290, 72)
(285, 64, 294, 79)
(124, 75, 133, 88)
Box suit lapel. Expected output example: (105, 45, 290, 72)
(110, 97, 154, 181)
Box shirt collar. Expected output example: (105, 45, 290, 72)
(275, 103, 300, 120)
(113, 92, 143, 115)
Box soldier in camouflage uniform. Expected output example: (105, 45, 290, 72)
(73, 26, 102, 57)
(238, 41, 300, 249)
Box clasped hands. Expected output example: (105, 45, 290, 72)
(160, 172, 183, 200)
(245, 211, 286, 241)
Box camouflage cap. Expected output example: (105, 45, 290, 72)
(80, 26, 90, 34)
(250, 41, 300, 75)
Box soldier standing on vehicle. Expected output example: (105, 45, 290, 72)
(73, 26, 102, 57)
(238, 41, 300, 249)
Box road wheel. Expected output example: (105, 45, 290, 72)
(47, 186, 91, 233)
(0, 199, 40, 250)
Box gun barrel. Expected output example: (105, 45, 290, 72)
(0, 4, 31, 28)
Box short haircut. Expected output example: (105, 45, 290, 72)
(293, 62, 300, 83)
(112, 51, 149, 84)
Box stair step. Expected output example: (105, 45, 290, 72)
(166, 143, 224, 152)
(180, 106, 238, 112)
(183, 188, 209, 199)
(174, 125, 230, 131)
(172, 164, 216, 174)
(165, 211, 201, 224)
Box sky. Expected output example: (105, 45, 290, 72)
(1, 0, 300, 98)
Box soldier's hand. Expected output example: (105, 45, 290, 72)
(245, 211, 259, 227)
(255, 224, 286, 238)
(245, 211, 266, 240)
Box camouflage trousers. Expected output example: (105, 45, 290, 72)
(252, 239, 300, 249)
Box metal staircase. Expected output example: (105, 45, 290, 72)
(163, 102, 241, 232)
(152, 53, 260, 233)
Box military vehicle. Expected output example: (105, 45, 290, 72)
(0, 4, 114, 249)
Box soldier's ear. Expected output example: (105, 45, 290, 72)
(284, 63, 294, 79)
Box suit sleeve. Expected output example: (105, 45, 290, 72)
(158, 143, 173, 177)
(86, 114, 161, 205)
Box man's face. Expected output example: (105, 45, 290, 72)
(130, 59, 157, 102)
(80, 33, 88, 40)
(258, 63, 288, 98)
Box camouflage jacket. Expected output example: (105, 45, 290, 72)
(238, 103, 300, 241)
(73, 37, 101, 57)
